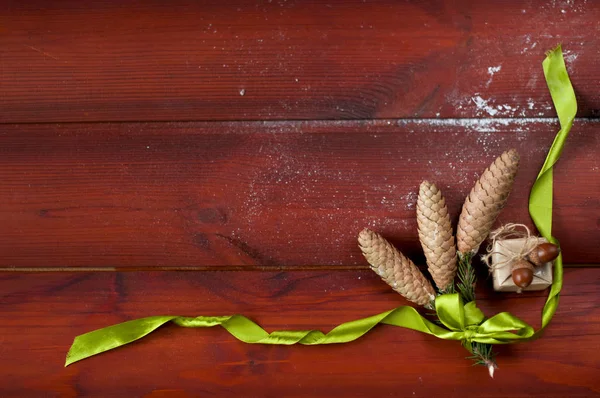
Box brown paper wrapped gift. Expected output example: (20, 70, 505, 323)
(491, 237, 553, 292)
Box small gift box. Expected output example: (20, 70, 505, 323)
(491, 237, 553, 292)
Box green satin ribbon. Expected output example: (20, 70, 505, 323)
(65, 45, 576, 367)
(529, 45, 576, 332)
(66, 294, 535, 366)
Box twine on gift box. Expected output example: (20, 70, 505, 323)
(481, 223, 540, 272)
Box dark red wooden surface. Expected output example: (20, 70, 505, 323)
(1, 0, 599, 123)
(0, 120, 598, 268)
(1, 269, 599, 397)
(1, 1, 599, 396)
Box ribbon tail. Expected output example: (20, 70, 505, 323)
(528, 45, 576, 335)
(65, 316, 179, 366)
(65, 307, 463, 366)
(529, 44, 577, 239)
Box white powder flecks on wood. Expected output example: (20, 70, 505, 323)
(467, 94, 523, 118)
(475, 131, 503, 155)
(488, 66, 501, 75)
(398, 117, 555, 133)
(563, 49, 579, 65)
(471, 95, 499, 116)
(526, 72, 539, 90)
(521, 35, 538, 54)
(400, 191, 418, 210)
(486, 65, 502, 87)
(545, 0, 590, 13)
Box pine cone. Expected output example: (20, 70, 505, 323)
(417, 181, 457, 291)
(358, 228, 436, 307)
(457, 149, 520, 254)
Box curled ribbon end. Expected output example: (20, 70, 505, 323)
(65, 337, 89, 367)
(545, 43, 562, 58)
(65, 355, 79, 368)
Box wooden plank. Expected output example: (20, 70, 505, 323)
(1, 0, 598, 123)
(1, 119, 598, 268)
(0, 269, 598, 396)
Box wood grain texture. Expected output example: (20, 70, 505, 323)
(2, 2, 599, 396)
(0, 269, 598, 397)
(1, 119, 598, 268)
(1, 0, 599, 123)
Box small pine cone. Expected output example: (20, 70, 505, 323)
(358, 228, 435, 307)
(417, 181, 457, 291)
(457, 149, 520, 254)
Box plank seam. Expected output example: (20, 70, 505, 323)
(0, 264, 595, 272)
(1, 117, 599, 127)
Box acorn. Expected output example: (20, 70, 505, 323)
(511, 259, 535, 289)
(527, 243, 560, 266)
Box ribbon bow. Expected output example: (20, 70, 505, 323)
(433, 294, 534, 344)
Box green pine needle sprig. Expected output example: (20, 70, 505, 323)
(456, 251, 498, 376)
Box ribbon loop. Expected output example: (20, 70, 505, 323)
(464, 301, 485, 326)
(435, 294, 465, 331)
